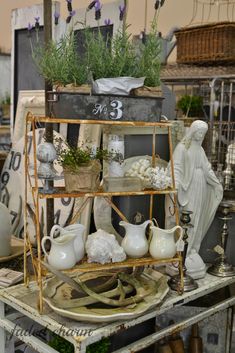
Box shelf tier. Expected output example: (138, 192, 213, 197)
(36, 187, 177, 199)
(41, 256, 182, 274)
(27, 115, 172, 127)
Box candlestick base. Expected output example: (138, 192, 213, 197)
(208, 259, 235, 277)
(168, 273, 198, 292)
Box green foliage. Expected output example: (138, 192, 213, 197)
(58, 145, 110, 171)
(0, 93, 10, 105)
(87, 338, 111, 353)
(33, 23, 162, 87)
(49, 334, 110, 353)
(49, 334, 74, 353)
(135, 22, 161, 87)
(33, 32, 88, 86)
(177, 95, 204, 117)
(85, 25, 137, 80)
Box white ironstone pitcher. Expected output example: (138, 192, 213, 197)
(149, 224, 183, 259)
(119, 220, 151, 258)
(50, 223, 86, 262)
(42, 232, 77, 270)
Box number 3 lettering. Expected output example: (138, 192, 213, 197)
(110, 100, 123, 120)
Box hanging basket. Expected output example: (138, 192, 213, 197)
(63, 160, 101, 193)
(175, 22, 235, 65)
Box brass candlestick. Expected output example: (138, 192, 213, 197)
(208, 202, 235, 277)
(168, 210, 198, 292)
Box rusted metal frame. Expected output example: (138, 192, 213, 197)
(32, 121, 43, 313)
(168, 125, 179, 224)
(168, 125, 183, 291)
(24, 117, 29, 286)
(104, 197, 128, 222)
(37, 188, 177, 199)
(111, 296, 235, 353)
(27, 115, 172, 127)
(24, 117, 39, 284)
(149, 126, 157, 220)
(75, 256, 181, 273)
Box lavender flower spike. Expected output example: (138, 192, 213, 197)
(66, 10, 76, 24)
(119, 4, 126, 21)
(104, 18, 112, 26)
(34, 16, 40, 29)
(95, 0, 102, 11)
(87, 1, 97, 11)
(155, 0, 165, 10)
(66, 0, 73, 12)
(54, 11, 60, 25)
(27, 23, 33, 37)
(28, 22, 33, 31)
(95, 0, 102, 21)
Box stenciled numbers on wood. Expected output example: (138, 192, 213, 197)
(92, 99, 123, 120)
(8, 151, 22, 171)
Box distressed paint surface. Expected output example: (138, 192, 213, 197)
(50, 93, 163, 122)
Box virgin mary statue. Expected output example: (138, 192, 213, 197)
(165, 120, 223, 258)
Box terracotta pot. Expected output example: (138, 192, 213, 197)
(64, 160, 101, 192)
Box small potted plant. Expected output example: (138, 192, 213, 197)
(58, 144, 110, 192)
(177, 95, 204, 118)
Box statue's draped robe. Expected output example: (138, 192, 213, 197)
(165, 142, 223, 253)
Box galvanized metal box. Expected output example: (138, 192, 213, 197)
(48, 92, 163, 123)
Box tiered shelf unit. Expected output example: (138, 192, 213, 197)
(24, 112, 183, 313)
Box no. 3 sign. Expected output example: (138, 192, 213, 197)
(0, 129, 74, 244)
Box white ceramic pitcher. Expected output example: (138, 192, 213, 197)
(149, 223, 184, 259)
(50, 223, 86, 262)
(119, 220, 151, 258)
(42, 232, 77, 270)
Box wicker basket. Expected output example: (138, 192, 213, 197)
(175, 22, 235, 65)
(64, 160, 101, 193)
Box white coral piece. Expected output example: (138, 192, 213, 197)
(125, 158, 152, 187)
(150, 166, 172, 190)
(85, 229, 126, 264)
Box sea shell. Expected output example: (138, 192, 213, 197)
(85, 229, 126, 264)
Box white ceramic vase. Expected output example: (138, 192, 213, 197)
(0, 203, 12, 257)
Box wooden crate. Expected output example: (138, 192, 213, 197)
(175, 22, 235, 65)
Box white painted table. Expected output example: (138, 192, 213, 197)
(0, 273, 235, 353)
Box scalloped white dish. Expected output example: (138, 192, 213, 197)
(43, 269, 169, 323)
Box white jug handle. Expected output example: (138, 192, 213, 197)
(175, 226, 184, 247)
(151, 218, 159, 227)
(41, 236, 51, 257)
(50, 225, 63, 238)
(148, 218, 158, 244)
